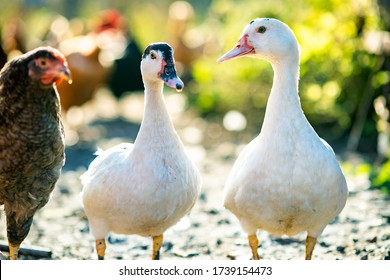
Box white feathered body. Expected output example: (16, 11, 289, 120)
(224, 64, 348, 238)
(82, 89, 201, 239)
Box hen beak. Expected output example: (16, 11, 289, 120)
(56, 64, 72, 85)
(217, 34, 255, 63)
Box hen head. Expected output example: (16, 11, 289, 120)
(27, 47, 72, 87)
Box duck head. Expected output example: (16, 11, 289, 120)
(141, 42, 184, 92)
(217, 18, 300, 64)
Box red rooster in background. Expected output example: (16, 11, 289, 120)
(56, 9, 143, 111)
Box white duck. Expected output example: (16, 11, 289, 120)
(81, 42, 201, 260)
(218, 18, 348, 260)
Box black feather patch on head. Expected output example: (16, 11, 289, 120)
(24, 46, 66, 64)
(142, 43, 174, 65)
(250, 18, 270, 25)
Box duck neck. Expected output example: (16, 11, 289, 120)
(261, 58, 306, 133)
(134, 81, 177, 146)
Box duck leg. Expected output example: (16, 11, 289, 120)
(8, 242, 20, 260)
(95, 239, 106, 260)
(152, 235, 163, 260)
(248, 234, 260, 260)
(305, 235, 317, 260)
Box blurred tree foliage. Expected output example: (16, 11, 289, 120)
(190, 0, 384, 149)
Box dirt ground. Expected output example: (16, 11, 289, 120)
(0, 89, 389, 260)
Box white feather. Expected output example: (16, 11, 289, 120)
(222, 18, 348, 240)
(81, 46, 201, 242)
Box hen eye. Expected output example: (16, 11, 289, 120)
(150, 52, 156, 59)
(257, 26, 267, 33)
(39, 59, 47, 66)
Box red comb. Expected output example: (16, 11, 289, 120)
(48, 47, 66, 64)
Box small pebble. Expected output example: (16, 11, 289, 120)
(217, 219, 231, 225)
(367, 236, 377, 243)
(355, 249, 361, 255)
(207, 209, 219, 215)
(199, 193, 207, 202)
(163, 241, 174, 251)
(336, 246, 346, 254)
(319, 241, 330, 248)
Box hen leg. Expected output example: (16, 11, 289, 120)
(96, 239, 106, 260)
(6, 212, 34, 260)
(152, 235, 163, 260)
(248, 234, 260, 260)
(305, 235, 317, 260)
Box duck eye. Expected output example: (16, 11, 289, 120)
(150, 52, 156, 59)
(257, 26, 267, 33)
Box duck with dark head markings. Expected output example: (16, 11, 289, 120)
(142, 42, 184, 92)
(81, 42, 201, 260)
(218, 18, 348, 260)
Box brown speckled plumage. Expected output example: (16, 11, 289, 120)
(0, 47, 70, 259)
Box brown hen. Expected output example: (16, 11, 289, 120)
(0, 46, 71, 259)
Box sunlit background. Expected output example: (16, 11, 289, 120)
(0, 0, 390, 190)
(0, 0, 389, 260)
